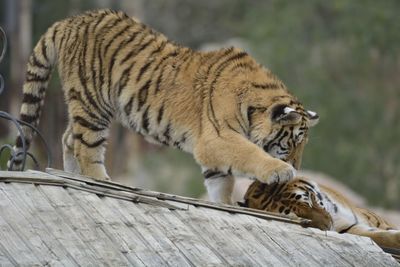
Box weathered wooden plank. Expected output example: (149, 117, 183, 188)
(240, 214, 335, 266)
(67, 188, 162, 266)
(138, 203, 227, 266)
(46, 168, 309, 226)
(306, 227, 398, 267)
(0, 170, 63, 181)
(0, 242, 15, 267)
(0, 183, 77, 266)
(202, 209, 298, 266)
(9, 183, 99, 266)
(0, 205, 41, 266)
(256, 218, 398, 267)
(182, 206, 287, 266)
(238, 219, 308, 266)
(0, 184, 67, 266)
(106, 198, 192, 267)
(42, 169, 185, 210)
(40, 185, 135, 266)
(260, 219, 354, 266)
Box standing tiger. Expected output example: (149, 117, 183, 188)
(240, 178, 400, 248)
(8, 9, 319, 204)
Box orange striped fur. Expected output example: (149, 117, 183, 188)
(9, 10, 318, 204)
(242, 178, 400, 248)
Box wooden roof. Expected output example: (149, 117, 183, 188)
(0, 169, 398, 266)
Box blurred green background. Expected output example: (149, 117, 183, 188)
(0, 0, 399, 209)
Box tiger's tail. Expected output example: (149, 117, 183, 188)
(8, 24, 58, 170)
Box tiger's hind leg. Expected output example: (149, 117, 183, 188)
(203, 168, 234, 205)
(62, 122, 80, 174)
(347, 225, 400, 249)
(67, 105, 111, 180)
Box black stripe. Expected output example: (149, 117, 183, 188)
(171, 50, 192, 83)
(136, 60, 153, 82)
(110, 26, 143, 80)
(30, 53, 49, 69)
(137, 80, 150, 111)
(203, 170, 227, 179)
(264, 128, 285, 151)
(103, 24, 131, 54)
(339, 223, 357, 234)
(26, 71, 50, 82)
(207, 51, 249, 134)
(183, 52, 196, 72)
(261, 183, 286, 210)
(249, 182, 267, 199)
(67, 88, 109, 127)
(40, 37, 48, 62)
(136, 36, 155, 54)
(16, 136, 30, 147)
(92, 12, 108, 32)
(22, 93, 42, 104)
(252, 82, 279, 89)
(77, 42, 112, 122)
(61, 27, 74, 65)
(51, 24, 59, 44)
(298, 179, 316, 189)
(57, 27, 68, 51)
(120, 33, 153, 64)
(157, 104, 164, 124)
(163, 123, 171, 142)
(117, 63, 135, 96)
(90, 14, 116, 113)
(90, 26, 104, 112)
(73, 116, 107, 132)
(73, 134, 106, 148)
(226, 121, 240, 134)
(154, 69, 164, 94)
(205, 47, 235, 76)
(20, 113, 38, 123)
(231, 62, 255, 72)
(124, 95, 135, 116)
(289, 99, 301, 106)
(153, 50, 179, 94)
(148, 41, 167, 58)
(81, 22, 113, 119)
(141, 106, 150, 132)
(235, 115, 247, 135)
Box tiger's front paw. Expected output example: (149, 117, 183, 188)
(262, 160, 295, 184)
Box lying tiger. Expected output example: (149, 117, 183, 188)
(239, 178, 400, 248)
(8, 9, 319, 204)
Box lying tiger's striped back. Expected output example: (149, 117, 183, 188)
(242, 178, 400, 248)
(10, 9, 319, 205)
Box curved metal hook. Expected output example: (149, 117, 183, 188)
(0, 26, 52, 171)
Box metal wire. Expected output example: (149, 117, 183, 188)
(0, 26, 52, 171)
(0, 26, 6, 95)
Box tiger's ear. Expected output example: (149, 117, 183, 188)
(306, 110, 319, 127)
(271, 104, 302, 125)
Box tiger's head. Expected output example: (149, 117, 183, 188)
(244, 97, 319, 169)
(208, 48, 318, 169)
(232, 66, 319, 169)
